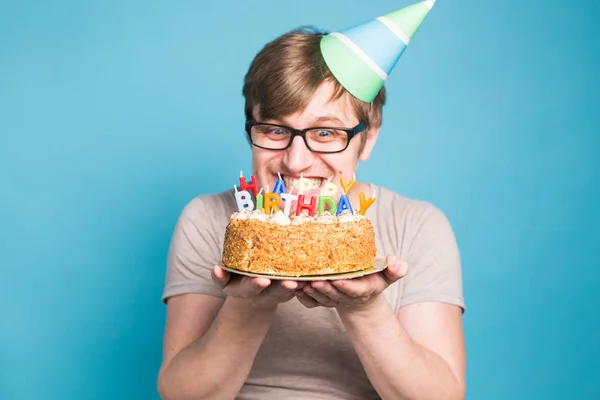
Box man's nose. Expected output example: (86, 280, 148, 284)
(282, 136, 314, 173)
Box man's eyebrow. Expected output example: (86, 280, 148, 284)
(310, 115, 346, 126)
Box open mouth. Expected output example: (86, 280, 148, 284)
(280, 174, 325, 193)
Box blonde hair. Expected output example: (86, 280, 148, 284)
(242, 27, 386, 146)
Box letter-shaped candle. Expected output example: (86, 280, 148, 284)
(263, 192, 281, 215)
(358, 192, 376, 215)
(296, 195, 317, 216)
(273, 172, 286, 197)
(256, 187, 264, 211)
(280, 188, 298, 217)
(340, 177, 356, 194)
(234, 186, 254, 212)
(321, 176, 338, 197)
(298, 173, 312, 194)
(239, 171, 259, 196)
(318, 196, 336, 215)
(336, 194, 353, 215)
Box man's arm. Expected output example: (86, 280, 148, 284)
(299, 256, 465, 400)
(158, 197, 294, 399)
(337, 299, 465, 400)
(157, 293, 277, 400)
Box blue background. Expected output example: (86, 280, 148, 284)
(1, 0, 598, 399)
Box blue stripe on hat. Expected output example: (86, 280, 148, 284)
(340, 18, 408, 76)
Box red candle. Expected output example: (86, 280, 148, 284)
(239, 170, 259, 196)
(296, 194, 317, 217)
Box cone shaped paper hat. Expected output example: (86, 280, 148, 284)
(320, 0, 435, 103)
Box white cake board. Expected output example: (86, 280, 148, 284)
(221, 258, 388, 281)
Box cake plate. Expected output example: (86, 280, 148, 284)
(220, 258, 388, 281)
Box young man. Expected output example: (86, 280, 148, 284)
(158, 2, 465, 399)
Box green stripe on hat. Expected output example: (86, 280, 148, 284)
(320, 34, 385, 103)
(384, 1, 432, 40)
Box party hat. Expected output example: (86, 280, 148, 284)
(320, 0, 435, 103)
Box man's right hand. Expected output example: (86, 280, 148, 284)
(212, 265, 303, 310)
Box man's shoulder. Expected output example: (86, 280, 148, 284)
(178, 188, 236, 224)
(373, 184, 444, 222)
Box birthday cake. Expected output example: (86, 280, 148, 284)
(221, 173, 377, 277)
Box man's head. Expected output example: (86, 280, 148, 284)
(242, 27, 386, 201)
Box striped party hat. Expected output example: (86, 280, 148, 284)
(320, 0, 435, 103)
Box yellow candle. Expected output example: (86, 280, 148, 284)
(358, 192, 376, 215)
(298, 172, 312, 194)
(321, 177, 338, 197)
(340, 177, 356, 194)
(264, 193, 281, 214)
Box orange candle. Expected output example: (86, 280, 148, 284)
(263, 192, 281, 215)
(358, 192, 376, 215)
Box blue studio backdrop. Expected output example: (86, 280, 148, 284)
(1, 0, 598, 399)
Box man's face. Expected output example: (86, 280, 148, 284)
(250, 80, 378, 203)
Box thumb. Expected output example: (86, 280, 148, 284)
(212, 265, 231, 288)
(382, 255, 408, 284)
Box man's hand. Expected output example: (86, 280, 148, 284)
(212, 265, 305, 310)
(295, 255, 408, 312)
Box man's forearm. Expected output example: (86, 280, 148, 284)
(337, 298, 464, 400)
(159, 297, 275, 400)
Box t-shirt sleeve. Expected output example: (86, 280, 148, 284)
(399, 203, 465, 311)
(161, 197, 227, 303)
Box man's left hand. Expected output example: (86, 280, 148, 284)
(295, 254, 408, 312)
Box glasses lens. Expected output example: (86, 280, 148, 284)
(250, 124, 291, 150)
(305, 129, 349, 152)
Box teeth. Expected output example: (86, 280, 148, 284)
(282, 176, 323, 192)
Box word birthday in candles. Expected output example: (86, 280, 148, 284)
(233, 171, 376, 217)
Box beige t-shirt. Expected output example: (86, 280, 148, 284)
(162, 184, 464, 399)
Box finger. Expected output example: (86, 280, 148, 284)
(258, 283, 296, 302)
(310, 281, 347, 303)
(281, 280, 300, 290)
(295, 290, 321, 308)
(382, 257, 408, 284)
(212, 265, 231, 288)
(237, 275, 271, 297)
(258, 280, 296, 298)
(330, 277, 373, 298)
(303, 285, 338, 307)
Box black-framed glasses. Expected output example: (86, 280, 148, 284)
(245, 121, 366, 154)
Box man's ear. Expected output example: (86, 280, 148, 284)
(358, 126, 380, 161)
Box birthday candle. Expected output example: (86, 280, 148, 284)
(239, 171, 259, 196)
(263, 191, 281, 215)
(234, 185, 254, 212)
(318, 196, 336, 215)
(280, 187, 298, 217)
(296, 195, 317, 216)
(340, 174, 356, 195)
(256, 187, 264, 211)
(321, 176, 338, 197)
(358, 192, 376, 215)
(336, 194, 353, 215)
(273, 172, 286, 197)
(298, 172, 312, 194)
(336, 184, 353, 215)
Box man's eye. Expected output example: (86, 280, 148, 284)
(272, 128, 287, 135)
(315, 130, 332, 137)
